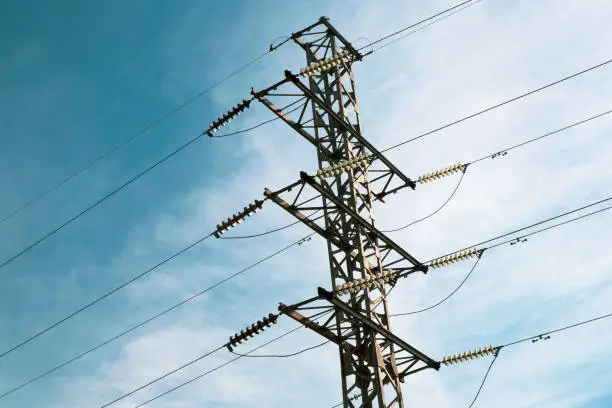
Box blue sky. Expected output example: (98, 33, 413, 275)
(1, 0, 612, 407)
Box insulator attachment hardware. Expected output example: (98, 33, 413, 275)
(417, 163, 465, 184)
(442, 345, 497, 366)
(214, 199, 264, 238)
(335, 270, 399, 296)
(316, 154, 372, 179)
(510, 237, 527, 246)
(531, 334, 551, 343)
(299, 50, 352, 77)
(227, 313, 279, 351)
(429, 248, 481, 269)
(206, 99, 252, 135)
(491, 151, 508, 159)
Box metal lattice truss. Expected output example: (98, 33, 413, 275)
(264, 173, 428, 278)
(255, 17, 424, 408)
(252, 19, 415, 203)
(279, 288, 440, 383)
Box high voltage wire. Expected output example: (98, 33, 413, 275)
(3, 8, 610, 405)
(467, 108, 612, 165)
(397, 202, 612, 316)
(391, 256, 483, 316)
(367, 0, 484, 54)
(0, 44, 287, 228)
(208, 98, 307, 138)
(3, 102, 605, 276)
(0, 99, 301, 276)
(117, 304, 612, 408)
(0, 1, 476, 231)
(231, 108, 612, 237)
(382, 172, 466, 233)
(330, 309, 612, 407)
(379, 58, 612, 153)
(459, 308, 612, 407)
(382, 107, 612, 232)
(358, 0, 480, 51)
(2, 12, 607, 279)
(101, 310, 333, 408)
(0, 233, 215, 361)
(5, 192, 611, 399)
(465, 350, 500, 408)
(0, 234, 315, 400)
(228, 340, 328, 358)
(5, 106, 602, 380)
(441, 194, 612, 258)
(220, 210, 324, 239)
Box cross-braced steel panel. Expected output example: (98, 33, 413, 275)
(255, 17, 422, 408)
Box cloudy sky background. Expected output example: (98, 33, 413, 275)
(1, 0, 612, 407)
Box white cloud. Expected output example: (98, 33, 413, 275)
(16, 1, 612, 407)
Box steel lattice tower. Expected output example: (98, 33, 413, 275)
(249, 17, 437, 408)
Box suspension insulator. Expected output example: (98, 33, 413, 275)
(429, 248, 481, 269)
(417, 163, 465, 184)
(213, 199, 264, 238)
(299, 50, 352, 77)
(441, 345, 497, 366)
(316, 154, 372, 179)
(206, 99, 252, 135)
(227, 313, 279, 349)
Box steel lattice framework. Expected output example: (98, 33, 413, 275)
(252, 17, 438, 408)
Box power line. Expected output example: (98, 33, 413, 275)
(219, 220, 300, 239)
(369, 0, 484, 54)
(0, 233, 213, 361)
(502, 310, 612, 348)
(220, 210, 324, 240)
(437, 193, 612, 259)
(0, 100, 301, 276)
(0, 233, 314, 399)
(228, 340, 328, 358)
(224, 106, 612, 240)
(391, 196, 612, 317)
(391, 256, 483, 316)
(360, 0, 479, 51)
(208, 98, 306, 138)
(468, 108, 612, 165)
(0, 44, 287, 228)
(383, 107, 612, 233)
(103, 310, 332, 408)
(99, 344, 226, 408)
(383, 171, 466, 233)
(467, 350, 500, 408)
(380, 58, 612, 153)
(128, 328, 301, 408)
(458, 308, 612, 407)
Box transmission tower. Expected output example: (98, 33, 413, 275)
(247, 17, 438, 407)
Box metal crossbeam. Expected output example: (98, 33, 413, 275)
(256, 18, 424, 408)
(279, 290, 439, 383)
(264, 175, 427, 275)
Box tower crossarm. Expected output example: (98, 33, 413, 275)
(279, 289, 440, 384)
(251, 46, 415, 201)
(264, 176, 427, 275)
